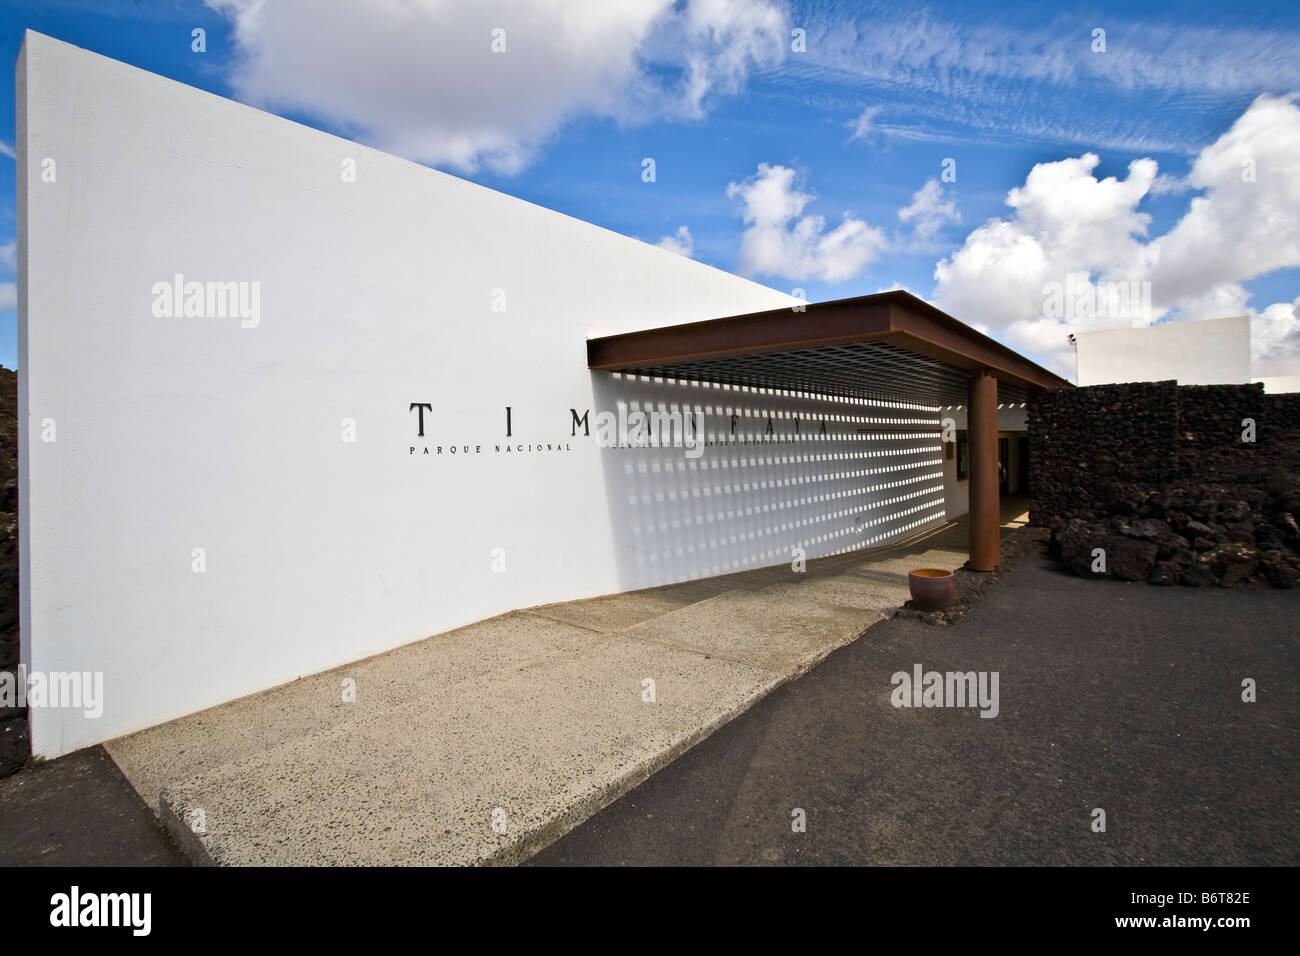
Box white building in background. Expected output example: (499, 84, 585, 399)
(1074, 315, 1251, 386)
(1073, 313, 1297, 393)
(1255, 374, 1300, 394)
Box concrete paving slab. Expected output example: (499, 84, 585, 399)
(525, 579, 742, 633)
(615, 589, 875, 674)
(761, 573, 912, 612)
(111, 610, 781, 865)
(111, 611, 610, 813)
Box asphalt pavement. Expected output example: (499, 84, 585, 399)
(529, 546, 1300, 866)
(0, 747, 188, 866)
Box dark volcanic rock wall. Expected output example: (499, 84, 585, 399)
(0, 366, 15, 647)
(1028, 381, 1178, 527)
(1030, 380, 1300, 588)
(0, 366, 24, 776)
(1176, 384, 1267, 453)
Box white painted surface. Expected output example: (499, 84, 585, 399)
(1254, 376, 1300, 394)
(936, 405, 1027, 519)
(940, 448, 968, 519)
(1074, 316, 1251, 386)
(18, 33, 949, 755)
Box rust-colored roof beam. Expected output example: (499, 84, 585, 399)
(587, 290, 1072, 393)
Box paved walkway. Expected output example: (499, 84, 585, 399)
(529, 546, 1300, 866)
(0, 747, 188, 866)
(103, 505, 1025, 866)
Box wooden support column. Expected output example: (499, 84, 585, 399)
(967, 369, 1000, 571)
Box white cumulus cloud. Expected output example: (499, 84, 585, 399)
(1253, 296, 1300, 377)
(205, 0, 786, 174)
(654, 225, 694, 257)
(1142, 95, 1300, 301)
(727, 163, 887, 282)
(931, 94, 1300, 378)
(898, 179, 960, 242)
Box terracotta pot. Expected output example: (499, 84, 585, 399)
(908, 568, 956, 612)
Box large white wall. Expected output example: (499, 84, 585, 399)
(1074, 316, 1251, 386)
(17, 33, 951, 756)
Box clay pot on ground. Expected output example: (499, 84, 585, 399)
(908, 568, 956, 612)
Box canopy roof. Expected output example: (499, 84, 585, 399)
(588, 290, 1071, 406)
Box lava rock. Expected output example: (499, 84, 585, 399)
(1203, 543, 1261, 588)
(1106, 536, 1160, 582)
(1147, 562, 1178, 586)
(1260, 550, 1300, 589)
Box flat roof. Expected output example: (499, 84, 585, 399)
(588, 290, 1072, 406)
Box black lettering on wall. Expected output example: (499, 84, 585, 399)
(571, 408, 590, 436)
(410, 403, 432, 437)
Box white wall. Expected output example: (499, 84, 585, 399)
(592, 377, 946, 590)
(936, 404, 1027, 518)
(1075, 316, 1251, 386)
(1254, 376, 1300, 394)
(940, 449, 969, 519)
(18, 33, 949, 756)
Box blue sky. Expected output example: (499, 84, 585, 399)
(2, 0, 1299, 377)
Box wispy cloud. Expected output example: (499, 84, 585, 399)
(846, 105, 882, 142)
(0, 141, 15, 160)
(789, 6, 1300, 154)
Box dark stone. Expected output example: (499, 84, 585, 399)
(1049, 527, 1097, 578)
(1106, 536, 1159, 582)
(1255, 524, 1283, 548)
(1260, 550, 1300, 589)
(1155, 534, 1190, 560)
(1204, 544, 1261, 589)
(1220, 500, 1252, 522)
(1181, 563, 1218, 588)
(1105, 497, 1137, 516)
(0, 718, 29, 778)
(1122, 518, 1163, 541)
(1224, 522, 1257, 546)
(1147, 562, 1178, 586)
